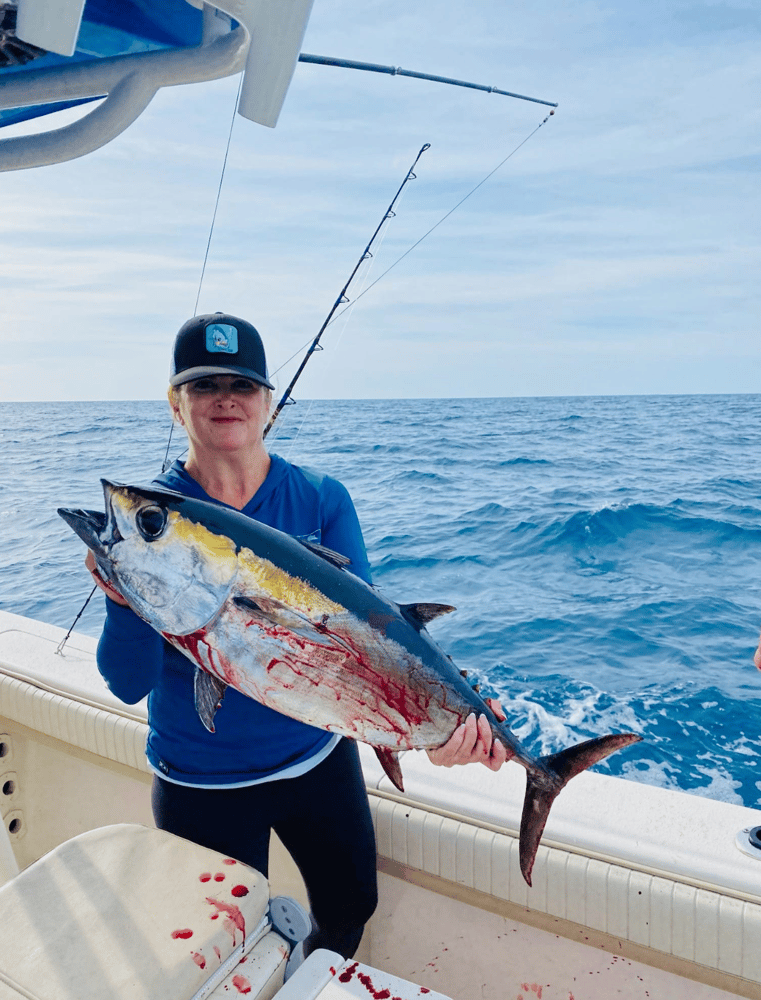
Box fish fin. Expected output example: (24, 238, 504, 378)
(519, 732, 642, 887)
(234, 596, 263, 613)
(298, 539, 352, 568)
(194, 668, 228, 734)
(373, 747, 405, 792)
(400, 602, 457, 630)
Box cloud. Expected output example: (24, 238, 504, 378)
(1, 0, 759, 400)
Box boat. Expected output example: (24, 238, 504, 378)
(1, 4, 761, 999)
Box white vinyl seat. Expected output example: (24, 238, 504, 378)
(0, 824, 288, 1000)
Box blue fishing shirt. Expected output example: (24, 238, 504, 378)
(96, 454, 372, 786)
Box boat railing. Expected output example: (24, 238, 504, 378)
(0, 0, 316, 171)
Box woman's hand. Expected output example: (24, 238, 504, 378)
(85, 550, 128, 606)
(426, 698, 512, 772)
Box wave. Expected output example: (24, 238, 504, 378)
(498, 457, 552, 467)
(516, 502, 761, 556)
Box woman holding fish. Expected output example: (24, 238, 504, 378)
(85, 312, 509, 972)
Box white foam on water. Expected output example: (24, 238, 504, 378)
(503, 687, 643, 758)
(690, 765, 744, 805)
(722, 735, 759, 758)
(620, 759, 683, 792)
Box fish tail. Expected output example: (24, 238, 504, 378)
(519, 732, 641, 887)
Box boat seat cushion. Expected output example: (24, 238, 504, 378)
(205, 932, 289, 1000)
(0, 824, 271, 1000)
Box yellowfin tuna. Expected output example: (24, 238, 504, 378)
(59, 481, 641, 885)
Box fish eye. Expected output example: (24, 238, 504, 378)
(136, 505, 167, 541)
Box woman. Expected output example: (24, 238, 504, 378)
(88, 312, 509, 969)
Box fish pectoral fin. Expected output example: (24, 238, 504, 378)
(234, 596, 263, 613)
(373, 747, 405, 792)
(399, 602, 457, 630)
(298, 538, 352, 569)
(194, 668, 228, 734)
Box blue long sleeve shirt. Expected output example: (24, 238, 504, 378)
(96, 454, 372, 786)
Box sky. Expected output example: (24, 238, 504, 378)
(2, 0, 760, 401)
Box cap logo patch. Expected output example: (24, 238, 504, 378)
(206, 324, 238, 354)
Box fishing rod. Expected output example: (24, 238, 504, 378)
(299, 54, 558, 109)
(263, 142, 430, 438)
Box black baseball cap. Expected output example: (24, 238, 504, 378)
(170, 312, 274, 389)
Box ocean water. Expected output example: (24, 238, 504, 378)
(2, 394, 761, 808)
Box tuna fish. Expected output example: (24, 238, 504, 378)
(59, 480, 641, 885)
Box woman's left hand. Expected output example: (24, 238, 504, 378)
(426, 699, 513, 771)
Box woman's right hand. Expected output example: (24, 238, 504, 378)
(85, 550, 129, 606)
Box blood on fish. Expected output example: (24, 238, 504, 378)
(254, 620, 435, 740)
(169, 629, 249, 692)
(231, 885, 249, 897)
(214, 873, 225, 882)
(168, 629, 212, 669)
(171, 929, 193, 939)
(232, 975, 251, 994)
(191, 952, 206, 969)
(199, 873, 212, 882)
(223, 858, 237, 865)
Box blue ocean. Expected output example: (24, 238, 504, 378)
(2, 395, 760, 808)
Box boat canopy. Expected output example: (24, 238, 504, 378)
(0, 0, 316, 170)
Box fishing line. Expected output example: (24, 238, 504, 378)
(194, 72, 244, 317)
(326, 110, 555, 329)
(55, 585, 97, 656)
(162, 73, 243, 474)
(59, 78, 245, 651)
(266, 110, 555, 447)
(264, 143, 430, 439)
(265, 248, 384, 457)
(266, 210, 401, 458)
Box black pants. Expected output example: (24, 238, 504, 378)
(151, 738, 378, 959)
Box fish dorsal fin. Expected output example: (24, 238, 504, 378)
(194, 668, 228, 734)
(400, 602, 456, 630)
(373, 747, 405, 792)
(298, 538, 352, 569)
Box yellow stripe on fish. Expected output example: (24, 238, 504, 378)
(238, 548, 346, 618)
